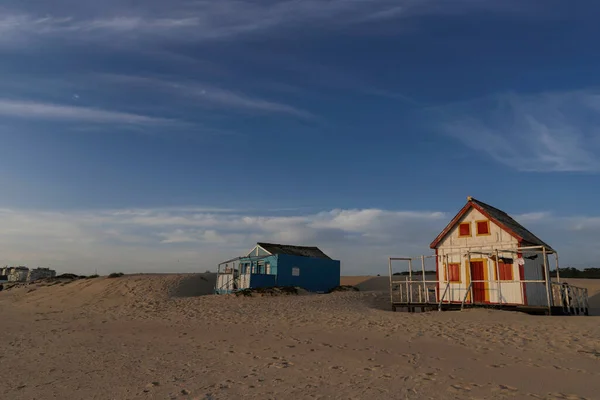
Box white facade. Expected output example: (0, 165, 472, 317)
(436, 207, 547, 306)
(4, 266, 57, 282)
(7, 268, 29, 282)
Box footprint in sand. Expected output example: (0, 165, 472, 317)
(497, 384, 518, 392)
(546, 394, 588, 400)
(449, 384, 472, 392)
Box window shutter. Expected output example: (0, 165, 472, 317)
(459, 223, 471, 236)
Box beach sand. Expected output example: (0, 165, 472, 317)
(1, 274, 599, 399)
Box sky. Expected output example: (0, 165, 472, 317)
(1, 0, 600, 275)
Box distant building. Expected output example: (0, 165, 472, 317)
(4, 266, 57, 282)
(7, 267, 30, 282)
(216, 242, 341, 294)
(27, 268, 57, 281)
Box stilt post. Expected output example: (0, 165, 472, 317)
(543, 246, 552, 315)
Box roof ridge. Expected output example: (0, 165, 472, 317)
(470, 198, 510, 216)
(431, 197, 554, 251)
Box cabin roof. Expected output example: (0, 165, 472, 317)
(257, 242, 332, 259)
(429, 197, 554, 251)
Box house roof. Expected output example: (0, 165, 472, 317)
(429, 197, 554, 252)
(257, 242, 332, 259)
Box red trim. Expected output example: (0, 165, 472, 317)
(441, 301, 524, 306)
(430, 202, 472, 248)
(430, 200, 524, 249)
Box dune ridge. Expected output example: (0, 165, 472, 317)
(1, 274, 599, 399)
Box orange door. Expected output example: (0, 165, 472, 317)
(470, 261, 486, 303)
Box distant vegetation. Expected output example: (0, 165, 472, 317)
(235, 286, 299, 296)
(551, 268, 600, 279)
(108, 272, 125, 278)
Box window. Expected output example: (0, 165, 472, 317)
(292, 267, 300, 276)
(458, 222, 471, 237)
(446, 263, 460, 282)
(476, 220, 490, 236)
(498, 262, 513, 281)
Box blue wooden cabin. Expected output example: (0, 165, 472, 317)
(215, 242, 341, 294)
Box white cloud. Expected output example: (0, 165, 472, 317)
(0, 99, 179, 125)
(99, 74, 312, 118)
(0, 206, 446, 275)
(0, 204, 599, 274)
(436, 90, 600, 172)
(513, 212, 552, 222)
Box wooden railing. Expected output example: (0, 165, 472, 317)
(552, 282, 589, 315)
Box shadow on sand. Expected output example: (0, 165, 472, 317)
(170, 273, 217, 298)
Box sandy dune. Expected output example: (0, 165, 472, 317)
(1, 274, 599, 399)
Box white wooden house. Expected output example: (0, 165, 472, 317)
(429, 196, 552, 306)
(389, 196, 590, 315)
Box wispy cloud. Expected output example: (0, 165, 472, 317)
(0, 0, 546, 48)
(99, 74, 313, 118)
(0, 99, 179, 126)
(434, 90, 600, 172)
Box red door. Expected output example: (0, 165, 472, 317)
(470, 261, 486, 303)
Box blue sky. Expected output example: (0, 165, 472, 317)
(1, 0, 600, 274)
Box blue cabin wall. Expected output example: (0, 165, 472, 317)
(275, 254, 340, 292)
(249, 274, 277, 288)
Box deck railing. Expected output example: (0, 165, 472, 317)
(552, 282, 589, 315)
(389, 277, 590, 315)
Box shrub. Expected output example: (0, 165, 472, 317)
(328, 285, 359, 293)
(108, 272, 125, 278)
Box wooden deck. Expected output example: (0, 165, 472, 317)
(391, 302, 586, 316)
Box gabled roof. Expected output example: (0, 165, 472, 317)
(257, 242, 332, 259)
(429, 197, 554, 252)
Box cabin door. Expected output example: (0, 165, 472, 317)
(470, 261, 486, 303)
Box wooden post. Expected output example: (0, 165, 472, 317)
(388, 257, 394, 309)
(468, 251, 473, 304)
(495, 249, 502, 305)
(444, 254, 449, 303)
(408, 259, 413, 305)
(555, 252, 561, 283)
(543, 247, 552, 315)
(421, 255, 426, 304)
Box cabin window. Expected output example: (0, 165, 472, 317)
(476, 220, 490, 236)
(458, 222, 471, 237)
(498, 262, 513, 281)
(446, 263, 460, 282)
(265, 262, 271, 274)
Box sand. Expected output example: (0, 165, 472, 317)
(1, 274, 599, 400)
